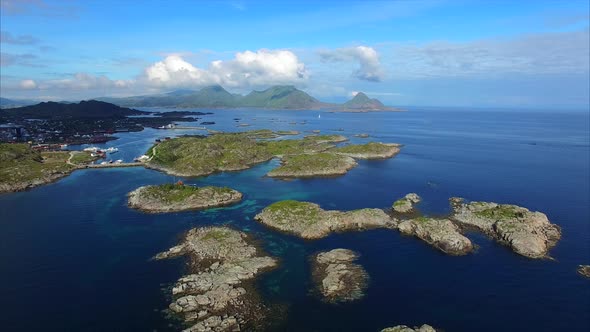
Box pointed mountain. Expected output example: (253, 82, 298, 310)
(178, 85, 239, 107)
(241, 85, 321, 109)
(343, 92, 385, 110)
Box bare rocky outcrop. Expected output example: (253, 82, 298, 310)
(450, 197, 561, 259)
(578, 265, 590, 278)
(154, 227, 277, 332)
(312, 249, 368, 302)
(392, 193, 421, 213)
(381, 324, 437, 332)
(254, 200, 393, 239)
(127, 184, 242, 213)
(396, 217, 473, 255)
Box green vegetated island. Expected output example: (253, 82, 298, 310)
(98, 84, 400, 111)
(145, 129, 401, 178)
(0, 143, 99, 193)
(255, 193, 562, 259)
(128, 183, 243, 213)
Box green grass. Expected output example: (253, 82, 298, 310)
(267, 153, 353, 176)
(201, 229, 231, 241)
(0, 143, 74, 186)
(393, 199, 407, 207)
(265, 200, 321, 225)
(333, 142, 393, 154)
(69, 151, 98, 165)
(143, 184, 233, 203)
(474, 205, 521, 220)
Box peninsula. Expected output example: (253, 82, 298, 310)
(127, 183, 242, 213)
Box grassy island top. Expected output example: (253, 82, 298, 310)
(0, 143, 74, 191)
(146, 130, 399, 178)
(141, 183, 237, 203)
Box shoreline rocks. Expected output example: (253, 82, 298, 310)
(254, 200, 392, 239)
(392, 193, 421, 213)
(312, 249, 368, 302)
(381, 324, 437, 332)
(450, 197, 561, 259)
(128, 184, 242, 213)
(578, 265, 590, 278)
(154, 226, 277, 332)
(396, 217, 474, 255)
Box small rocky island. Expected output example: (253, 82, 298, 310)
(578, 265, 590, 278)
(145, 130, 401, 179)
(396, 217, 474, 255)
(154, 226, 278, 332)
(392, 193, 421, 213)
(267, 153, 357, 178)
(381, 324, 437, 332)
(254, 200, 392, 239)
(333, 142, 401, 159)
(450, 197, 561, 258)
(127, 183, 242, 213)
(312, 249, 368, 303)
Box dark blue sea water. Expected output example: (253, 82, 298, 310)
(1, 108, 589, 331)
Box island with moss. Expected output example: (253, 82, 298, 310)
(254, 200, 392, 239)
(392, 193, 421, 213)
(154, 226, 278, 332)
(127, 183, 243, 213)
(312, 248, 368, 303)
(0, 143, 97, 193)
(396, 217, 474, 255)
(450, 197, 562, 258)
(267, 153, 357, 178)
(333, 142, 401, 159)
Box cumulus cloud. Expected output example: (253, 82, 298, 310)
(0, 30, 39, 44)
(142, 49, 308, 88)
(319, 46, 384, 82)
(19, 79, 37, 89)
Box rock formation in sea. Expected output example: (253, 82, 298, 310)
(578, 265, 590, 278)
(450, 197, 561, 258)
(154, 227, 277, 332)
(127, 184, 242, 213)
(312, 249, 368, 302)
(381, 324, 437, 332)
(392, 193, 421, 213)
(396, 217, 474, 255)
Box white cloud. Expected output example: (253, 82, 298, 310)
(383, 29, 590, 79)
(36, 73, 132, 91)
(319, 46, 384, 82)
(142, 49, 308, 89)
(0, 30, 39, 44)
(19, 79, 37, 89)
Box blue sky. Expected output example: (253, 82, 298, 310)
(1, 0, 589, 109)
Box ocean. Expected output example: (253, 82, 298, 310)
(1, 107, 589, 331)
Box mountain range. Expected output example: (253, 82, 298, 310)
(97, 85, 393, 110)
(0, 100, 143, 120)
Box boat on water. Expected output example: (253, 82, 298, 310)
(318, 114, 321, 119)
(83, 146, 99, 152)
(104, 147, 118, 153)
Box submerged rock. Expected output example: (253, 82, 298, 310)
(450, 198, 561, 258)
(254, 200, 392, 239)
(127, 184, 242, 213)
(381, 324, 437, 332)
(397, 217, 473, 255)
(578, 265, 590, 278)
(155, 227, 277, 331)
(392, 193, 421, 213)
(312, 249, 368, 302)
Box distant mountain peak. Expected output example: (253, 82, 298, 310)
(344, 92, 385, 109)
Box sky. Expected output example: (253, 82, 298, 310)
(1, 0, 589, 109)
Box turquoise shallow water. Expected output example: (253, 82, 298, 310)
(0, 108, 589, 331)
